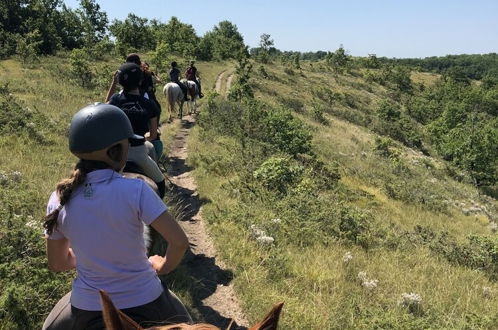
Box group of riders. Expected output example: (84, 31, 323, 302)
(41, 54, 205, 329)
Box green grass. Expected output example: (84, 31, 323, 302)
(0, 54, 227, 328)
(185, 61, 498, 329)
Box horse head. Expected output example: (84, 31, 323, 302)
(99, 290, 284, 330)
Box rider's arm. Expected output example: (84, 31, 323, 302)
(46, 238, 76, 272)
(147, 117, 158, 141)
(105, 71, 119, 103)
(149, 211, 189, 275)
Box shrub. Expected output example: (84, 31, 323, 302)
(263, 108, 312, 156)
(253, 157, 303, 192)
(69, 48, 94, 88)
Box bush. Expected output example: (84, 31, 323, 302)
(253, 157, 303, 192)
(69, 48, 94, 88)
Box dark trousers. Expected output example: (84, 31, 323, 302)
(173, 80, 188, 99)
(42, 288, 192, 330)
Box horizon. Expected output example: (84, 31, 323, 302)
(64, 0, 498, 59)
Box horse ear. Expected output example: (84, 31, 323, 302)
(248, 302, 284, 330)
(99, 290, 143, 330)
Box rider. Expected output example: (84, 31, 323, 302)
(42, 104, 191, 329)
(106, 63, 166, 197)
(169, 61, 189, 102)
(184, 60, 204, 98)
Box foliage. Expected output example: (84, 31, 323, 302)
(256, 33, 274, 64)
(228, 49, 253, 101)
(150, 17, 199, 58)
(326, 45, 351, 73)
(109, 14, 154, 53)
(68, 48, 94, 88)
(16, 30, 43, 64)
(204, 21, 245, 61)
(253, 157, 303, 192)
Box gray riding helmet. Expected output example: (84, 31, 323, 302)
(69, 103, 142, 153)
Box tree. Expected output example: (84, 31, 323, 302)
(208, 21, 245, 60)
(109, 14, 154, 53)
(326, 45, 351, 73)
(257, 33, 274, 64)
(76, 0, 108, 47)
(150, 17, 199, 57)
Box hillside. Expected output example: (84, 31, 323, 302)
(1, 53, 498, 329)
(185, 60, 498, 329)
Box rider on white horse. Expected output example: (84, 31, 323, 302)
(169, 62, 189, 102)
(184, 60, 204, 98)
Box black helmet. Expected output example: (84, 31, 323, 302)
(171, 61, 177, 68)
(118, 63, 143, 89)
(69, 103, 140, 154)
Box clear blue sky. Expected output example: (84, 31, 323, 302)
(64, 0, 498, 58)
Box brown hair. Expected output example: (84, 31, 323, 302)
(43, 159, 109, 235)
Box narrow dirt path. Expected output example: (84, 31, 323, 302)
(164, 79, 248, 328)
(225, 73, 234, 92)
(214, 70, 226, 93)
(214, 70, 234, 94)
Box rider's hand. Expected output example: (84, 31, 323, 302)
(148, 255, 167, 274)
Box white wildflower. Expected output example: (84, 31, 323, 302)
(0, 171, 8, 185)
(343, 251, 353, 263)
(270, 218, 282, 224)
(399, 292, 422, 307)
(11, 171, 22, 182)
(362, 279, 379, 290)
(256, 236, 274, 245)
(249, 224, 266, 238)
(25, 219, 38, 229)
(357, 271, 368, 282)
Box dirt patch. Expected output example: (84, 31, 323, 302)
(165, 114, 249, 329)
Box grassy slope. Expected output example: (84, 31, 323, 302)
(0, 55, 226, 328)
(186, 62, 498, 329)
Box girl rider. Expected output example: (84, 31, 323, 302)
(106, 62, 166, 198)
(42, 104, 192, 329)
(169, 61, 189, 102)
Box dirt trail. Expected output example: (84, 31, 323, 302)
(164, 81, 248, 328)
(214, 70, 234, 94)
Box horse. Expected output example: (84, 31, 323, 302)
(181, 79, 199, 115)
(163, 83, 186, 120)
(100, 290, 284, 330)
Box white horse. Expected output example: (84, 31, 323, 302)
(181, 79, 199, 115)
(163, 83, 185, 120)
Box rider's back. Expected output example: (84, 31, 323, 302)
(47, 169, 165, 310)
(109, 93, 159, 136)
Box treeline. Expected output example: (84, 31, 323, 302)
(379, 53, 498, 81)
(0, 0, 246, 61)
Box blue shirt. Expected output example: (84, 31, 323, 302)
(47, 169, 166, 310)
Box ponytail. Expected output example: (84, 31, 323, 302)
(43, 159, 108, 235)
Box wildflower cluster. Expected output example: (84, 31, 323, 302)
(399, 292, 423, 314)
(357, 271, 378, 291)
(0, 170, 22, 186)
(342, 251, 353, 263)
(249, 224, 275, 245)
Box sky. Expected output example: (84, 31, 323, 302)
(64, 0, 498, 58)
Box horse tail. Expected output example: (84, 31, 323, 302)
(164, 84, 174, 119)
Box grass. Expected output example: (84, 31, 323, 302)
(0, 54, 227, 328)
(185, 61, 498, 329)
(2, 53, 498, 329)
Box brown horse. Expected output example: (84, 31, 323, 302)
(100, 290, 283, 330)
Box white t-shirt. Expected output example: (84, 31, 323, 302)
(47, 169, 166, 310)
